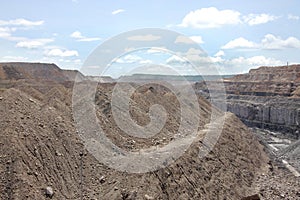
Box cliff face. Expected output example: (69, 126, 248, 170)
(196, 64, 300, 138)
(226, 64, 300, 97)
(226, 96, 300, 137)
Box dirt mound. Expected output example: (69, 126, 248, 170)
(0, 80, 270, 199)
(62, 70, 85, 82)
(0, 88, 82, 199)
(0, 62, 84, 83)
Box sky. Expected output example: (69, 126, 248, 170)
(0, 0, 300, 77)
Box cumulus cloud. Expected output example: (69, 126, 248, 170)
(165, 48, 208, 66)
(70, 31, 101, 42)
(174, 35, 204, 44)
(146, 47, 167, 54)
(0, 18, 46, 43)
(221, 34, 300, 50)
(213, 55, 285, 74)
(175, 35, 193, 44)
(70, 31, 82, 38)
(225, 56, 284, 68)
(261, 34, 300, 49)
(178, 7, 279, 29)
(114, 54, 153, 65)
(0, 26, 25, 41)
(166, 55, 187, 65)
(288, 14, 299, 20)
(214, 50, 225, 57)
(179, 7, 241, 28)
(243, 14, 278, 25)
(190, 36, 204, 44)
(0, 56, 28, 62)
(0, 18, 44, 26)
(127, 34, 161, 41)
(44, 48, 79, 57)
(115, 54, 142, 64)
(16, 38, 54, 49)
(222, 37, 258, 49)
(112, 9, 125, 15)
(0, 27, 12, 38)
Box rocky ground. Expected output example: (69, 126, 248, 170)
(0, 79, 268, 199)
(250, 128, 300, 199)
(253, 160, 300, 200)
(0, 62, 299, 199)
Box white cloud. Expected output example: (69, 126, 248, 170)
(45, 48, 79, 57)
(127, 34, 161, 41)
(166, 48, 208, 65)
(214, 50, 225, 57)
(0, 56, 28, 62)
(114, 54, 153, 65)
(0, 18, 44, 26)
(0, 27, 25, 41)
(262, 34, 300, 49)
(78, 37, 101, 42)
(74, 59, 81, 63)
(166, 55, 187, 65)
(0, 19, 45, 43)
(174, 35, 204, 44)
(222, 37, 258, 49)
(175, 35, 193, 44)
(210, 56, 224, 63)
(0, 27, 11, 38)
(178, 8, 279, 29)
(16, 38, 54, 49)
(70, 31, 101, 42)
(115, 54, 142, 64)
(225, 56, 284, 68)
(222, 34, 300, 50)
(165, 49, 286, 75)
(70, 31, 82, 38)
(112, 9, 125, 15)
(139, 59, 152, 64)
(190, 36, 204, 44)
(214, 56, 285, 74)
(185, 47, 205, 56)
(288, 14, 299, 20)
(179, 7, 241, 28)
(146, 47, 167, 54)
(243, 14, 278, 25)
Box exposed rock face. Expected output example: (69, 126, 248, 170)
(226, 96, 300, 138)
(196, 65, 300, 138)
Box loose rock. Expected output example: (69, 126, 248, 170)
(45, 186, 54, 198)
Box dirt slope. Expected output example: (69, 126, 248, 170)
(0, 80, 269, 199)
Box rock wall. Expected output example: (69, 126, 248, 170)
(196, 64, 300, 138)
(226, 95, 300, 138)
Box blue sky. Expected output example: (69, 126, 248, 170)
(1, 0, 300, 76)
